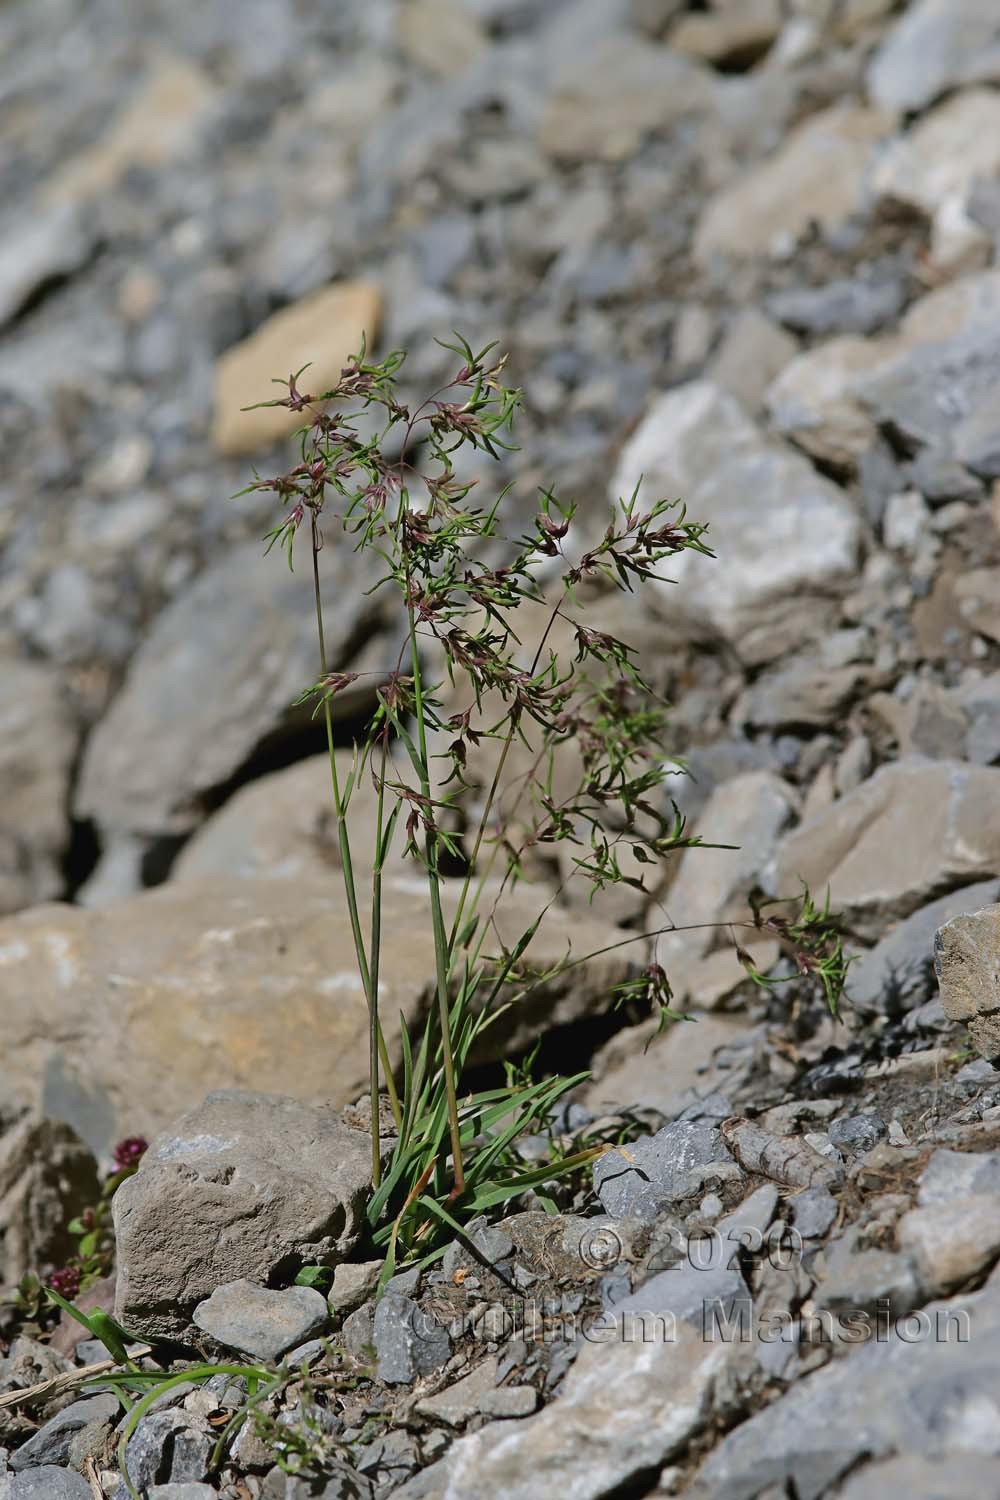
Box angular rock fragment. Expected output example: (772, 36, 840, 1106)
(0, 873, 632, 1150)
(113, 1091, 373, 1338)
(213, 281, 381, 455)
(848, 879, 1000, 1016)
(694, 105, 891, 263)
(374, 1294, 451, 1385)
(0, 1115, 100, 1286)
(393, 1268, 744, 1500)
(897, 1195, 1000, 1296)
(76, 541, 382, 841)
(935, 901, 1000, 1058)
(868, 0, 1000, 114)
(611, 382, 859, 661)
(687, 1276, 1000, 1498)
(0, 659, 78, 916)
(193, 1280, 329, 1361)
(765, 759, 1000, 940)
(594, 1116, 737, 1219)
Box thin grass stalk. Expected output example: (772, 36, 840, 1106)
(403, 602, 465, 1191)
(366, 736, 393, 1186)
(310, 536, 393, 1183)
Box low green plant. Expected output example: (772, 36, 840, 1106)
(94, 1357, 285, 1500)
(247, 1359, 371, 1483)
(243, 334, 848, 1271)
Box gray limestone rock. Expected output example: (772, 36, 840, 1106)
(10, 1393, 119, 1472)
(112, 1409, 212, 1499)
(858, 326, 1000, 459)
(687, 1277, 1000, 1499)
(868, 0, 1000, 114)
(373, 1295, 451, 1385)
(791, 1187, 837, 1241)
(392, 1262, 748, 1500)
(12, 1470, 92, 1500)
(594, 1117, 736, 1220)
(0, 659, 78, 917)
(828, 1113, 886, 1155)
(767, 274, 905, 338)
(76, 540, 383, 839)
(113, 1091, 372, 1339)
(0, 203, 94, 330)
(610, 382, 859, 662)
(838, 1455, 1000, 1500)
(766, 759, 1000, 941)
(192, 1280, 329, 1360)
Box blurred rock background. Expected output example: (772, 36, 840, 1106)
(3, 0, 1000, 1151)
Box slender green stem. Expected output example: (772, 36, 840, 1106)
(311, 538, 397, 1182)
(404, 602, 465, 1192)
(117, 1364, 274, 1500)
(368, 738, 388, 1185)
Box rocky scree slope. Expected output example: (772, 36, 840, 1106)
(2, 0, 1000, 1497)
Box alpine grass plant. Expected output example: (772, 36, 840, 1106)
(240, 334, 849, 1280)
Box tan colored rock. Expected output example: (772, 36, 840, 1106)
(765, 336, 891, 472)
(397, 0, 487, 75)
(114, 1090, 373, 1339)
(721, 1117, 843, 1190)
(46, 57, 214, 204)
(213, 281, 381, 455)
(694, 104, 892, 263)
(173, 751, 407, 885)
(935, 901, 1000, 1058)
(836, 0, 897, 40)
(900, 269, 1000, 347)
(669, 0, 780, 66)
(766, 759, 1000, 940)
(709, 307, 797, 416)
(954, 567, 1000, 644)
(678, 941, 781, 1011)
(898, 1194, 1000, 1294)
(0, 875, 633, 1152)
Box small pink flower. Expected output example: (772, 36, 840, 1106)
(113, 1136, 148, 1171)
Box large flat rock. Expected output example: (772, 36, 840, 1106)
(0, 874, 632, 1153)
